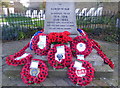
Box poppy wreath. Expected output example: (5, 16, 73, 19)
(30, 31, 43, 50)
(68, 59, 95, 86)
(77, 29, 114, 69)
(91, 39, 114, 69)
(20, 59, 48, 85)
(32, 33, 51, 56)
(6, 52, 32, 66)
(48, 31, 72, 44)
(70, 36, 93, 58)
(47, 44, 73, 69)
(6, 43, 32, 66)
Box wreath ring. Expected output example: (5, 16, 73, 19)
(6, 51, 32, 66)
(68, 59, 95, 86)
(70, 36, 93, 58)
(32, 33, 51, 56)
(47, 44, 73, 69)
(20, 59, 48, 85)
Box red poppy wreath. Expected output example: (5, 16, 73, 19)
(20, 59, 48, 85)
(6, 51, 32, 66)
(48, 31, 72, 44)
(32, 33, 51, 56)
(47, 44, 73, 69)
(68, 59, 95, 86)
(70, 36, 93, 58)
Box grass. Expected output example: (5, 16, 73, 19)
(77, 16, 116, 25)
(0, 15, 44, 28)
(0, 18, 6, 22)
(0, 16, 40, 22)
(5, 16, 32, 22)
(1, 15, 116, 32)
(9, 20, 44, 28)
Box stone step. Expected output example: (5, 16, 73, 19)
(2, 52, 114, 86)
(2, 47, 114, 86)
(25, 48, 104, 66)
(2, 48, 114, 79)
(2, 73, 109, 86)
(3, 62, 113, 79)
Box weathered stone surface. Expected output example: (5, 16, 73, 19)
(49, 77, 69, 86)
(86, 49, 104, 66)
(41, 78, 56, 86)
(2, 39, 30, 57)
(44, 1, 78, 35)
(3, 63, 114, 79)
(63, 78, 75, 86)
(92, 80, 109, 86)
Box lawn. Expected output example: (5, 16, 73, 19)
(76, 16, 116, 25)
(0, 14, 44, 28)
(0, 18, 6, 22)
(19, 20, 44, 28)
(1, 14, 116, 30)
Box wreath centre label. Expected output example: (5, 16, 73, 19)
(55, 46, 65, 62)
(15, 53, 30, 60)
(77, 43, 86, 52)
(73, 61, 87, 77)
(76, 68, 87, 77)
(37, 35, 46, 49)
(30, 60, 40, 76)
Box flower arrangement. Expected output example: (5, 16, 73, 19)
(47, 44, 72, 69)
(92, 40, 114, 69)
(20, 59, 48, 85)
(48, 31, 72, 44)
(32, 33, 51, 56)
(70, 36, 93, 58)
(6, 52, 32, 66)
(30, 31, 43, 50)
(68, 59, 95, 86)
(5, 29, 115, 86)
(6, 43, 32, 66)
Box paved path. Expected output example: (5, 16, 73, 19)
(1, 38, 119, 87)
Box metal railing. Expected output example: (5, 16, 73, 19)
(1, 11, 117, 41)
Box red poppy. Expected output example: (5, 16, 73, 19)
(48, 31, 72, 44)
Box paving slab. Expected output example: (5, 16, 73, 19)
(41, 78, 56, 86)
(2, 39, 30, 57)
(49, 77, 69, 86)
(92, 80, 109, 86)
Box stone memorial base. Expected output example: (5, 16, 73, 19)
(3, 48, 114, 80)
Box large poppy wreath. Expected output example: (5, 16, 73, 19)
(32, 33, 51, 56)
(91, 39, 114, 69)
(20, 59, 48, 85)
(47, 44, 73, 69)
(6, 51, 32, 66)
(70, 36, 93, 58)
(68, 59, 95, 86)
